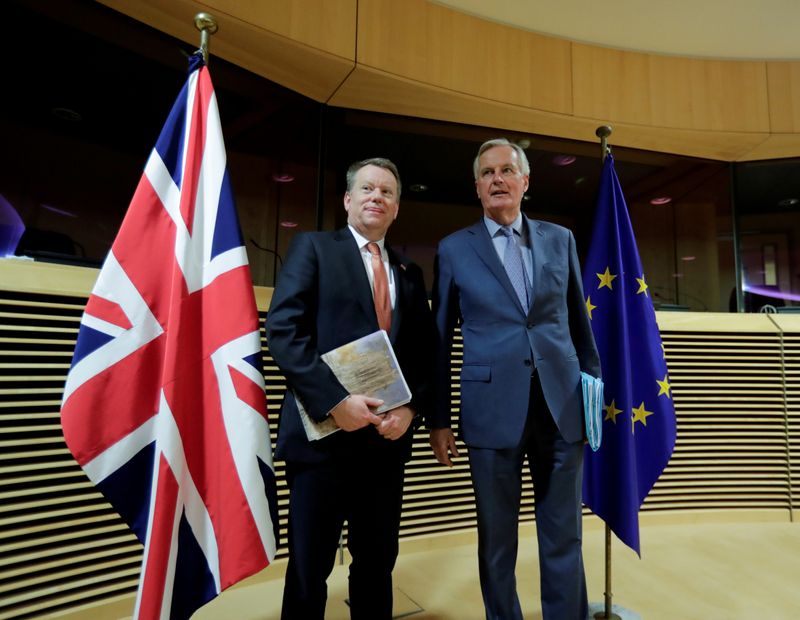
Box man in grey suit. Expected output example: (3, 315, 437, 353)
(429, 138, 601, 620)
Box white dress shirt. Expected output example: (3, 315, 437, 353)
(348, 225, 397, 309)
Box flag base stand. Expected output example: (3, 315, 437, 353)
(589, 602, 641, 620)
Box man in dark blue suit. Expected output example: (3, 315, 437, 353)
(430, 139, 601, 620)
(265, 158, 433, 620)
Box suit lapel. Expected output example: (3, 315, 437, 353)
(333, 228, 377, 328)
(526, 216, 545, 318)
(466, 219, 527, 316)
(386, 246, 406, 342)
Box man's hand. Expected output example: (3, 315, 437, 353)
(429, 428, 459, 467)
(329, 395, 384, 432)
(376, 405, 415, 441)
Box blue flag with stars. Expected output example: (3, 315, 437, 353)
(581, 154, 677, 555)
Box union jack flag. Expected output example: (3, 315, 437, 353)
(61, 53, 278, 619)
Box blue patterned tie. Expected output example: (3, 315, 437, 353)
(500, 225, 530, 311)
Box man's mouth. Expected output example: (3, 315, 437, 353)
(490, 190, 509, 197)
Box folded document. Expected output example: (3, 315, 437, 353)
(581, 372, 604, 451)
(296, 330, 411, 441)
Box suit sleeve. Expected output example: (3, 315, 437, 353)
(430, 242, 461, 429)
(264, 233, 349, 421)
(567, 230, 602, 379)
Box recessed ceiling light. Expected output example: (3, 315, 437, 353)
(778, 198, 799, 207)
(681, 256, 696, 261)
(280, 221, 298, 228)
(552, 155, 576, 166)
(272, 173, 294, 183)
(650, 196, 672, 206)
(574, 177, 586, 186)
(51, 107, 82, 122)
(409, 184, 428, 192)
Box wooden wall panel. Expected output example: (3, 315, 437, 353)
(767, 62, 800, 133)
(572, 44, 771, 133)
(357, 0, 572, 114)
(202, 0, 356, 58)
(329, 64, 772, 161)
(97, 0, 800, 160)
(97, 0, 356, 102)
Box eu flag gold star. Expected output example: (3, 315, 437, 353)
(586, 296, 597, 319)
(632, 402, 654, 431)
(636, 276, 649, 296)
(604, 400, 622, 423)
(597, 267, 617, 290)
(657, 374, 672, 398)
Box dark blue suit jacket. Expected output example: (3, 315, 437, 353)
(265, 227, 434, 464)
(431, 216, 601, 446)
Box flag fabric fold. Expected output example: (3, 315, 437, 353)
(61, 53, 278, 619)
(581, 154, 677, 554)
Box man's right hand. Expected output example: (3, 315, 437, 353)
(329, 395, 384, 432)
(429, 428, 459, 467)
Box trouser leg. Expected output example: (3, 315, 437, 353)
(281, 462, 345, 620)
(345, 454, 405, 620)
(528, 376, 588, 620)
(468, 445, 525, 620)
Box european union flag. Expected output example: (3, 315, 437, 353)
(581, 154, 677, 554)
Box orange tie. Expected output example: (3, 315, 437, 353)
(367, 242, 392, 332)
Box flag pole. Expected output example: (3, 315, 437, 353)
(194, 12, 218, 64)
(594, 124, 621, 620)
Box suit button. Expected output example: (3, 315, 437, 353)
(524, 359, 531, 367)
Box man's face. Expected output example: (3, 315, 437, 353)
(344, 164, 400, 240)
(475, 146, 529, 225)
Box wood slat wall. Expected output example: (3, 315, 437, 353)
(0, 277, 798, 618)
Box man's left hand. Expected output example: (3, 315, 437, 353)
(376, 405, 415, 441)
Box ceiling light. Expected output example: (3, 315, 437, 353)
(650, 196, 672, 205)
(552, 155, 576, 166)
(272, 173, 294, 183)
(681, 256, 696, 261)
(409, 184, 428, 192)
(280, 221, 298, 228)
(51, 107, 82, 122)
(778, 198, 799, 207)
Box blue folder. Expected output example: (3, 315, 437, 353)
(581, 372, 604, 451)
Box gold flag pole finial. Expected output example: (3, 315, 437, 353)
(596, 125, 613, 162)
(194, 13, 218, 65)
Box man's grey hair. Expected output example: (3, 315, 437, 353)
(473, 138, 531, 179)
(345, 157, 402, 198)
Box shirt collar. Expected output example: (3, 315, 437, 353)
(484, 213, 525, 238)
(348, 225, 385, 252)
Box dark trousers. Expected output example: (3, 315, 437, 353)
(281, 445, 405, 620)
(468, 373, 588, 620)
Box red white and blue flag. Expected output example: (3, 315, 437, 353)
(61, 53, 278, 619)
